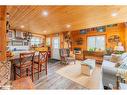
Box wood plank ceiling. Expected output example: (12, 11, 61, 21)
(6, 5, 127, 35)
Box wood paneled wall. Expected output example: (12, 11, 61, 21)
(0, 6, 6, 61)
(125, 26, 127, 51)
(71, 23, 126, 51)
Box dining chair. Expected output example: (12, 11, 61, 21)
(13, 52, 35, 81)
(34, 51, 48, 79)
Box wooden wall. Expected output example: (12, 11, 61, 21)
(0, 6, 6, 61)
(71, 23, 126, 51)
(46, 23, 127, 52)
(125, 26, 127, 51)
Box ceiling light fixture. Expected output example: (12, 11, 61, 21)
(43, 30, 47, 33)
(42, 11, 48, 16)
(66, 24, 71, 28)
(20, 25, 25, 28)
(111, 12, 118, 17)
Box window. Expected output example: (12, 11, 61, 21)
(87, 35, 105, 51)
(30, 36, 42, 46)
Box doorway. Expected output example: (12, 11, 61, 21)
(52, 37, 60, 60)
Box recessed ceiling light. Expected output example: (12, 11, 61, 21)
(20, 25, 24, 28)
(111, 12, 118, 17)
(42, 11, 48, 16)
(43, 30, 47, 33)
(66, 24, 71, 28)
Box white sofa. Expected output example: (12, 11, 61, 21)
(102, 53, 127, 88)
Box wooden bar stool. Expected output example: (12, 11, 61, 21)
(34, 51, 48, 79)
(13, 52, 35, 81)
(12, 76, 34, 89)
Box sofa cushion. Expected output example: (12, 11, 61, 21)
(102, 60, 117, 75)
(110, 53, 127, 66)
(120, 53, 127, 60)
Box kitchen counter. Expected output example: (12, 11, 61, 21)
(8, 51, 36, 61)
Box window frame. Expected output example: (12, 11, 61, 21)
(87, 34, 106, 51)
(30, 36, 42, 46)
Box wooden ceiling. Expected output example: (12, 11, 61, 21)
(6, 5, 127, 35)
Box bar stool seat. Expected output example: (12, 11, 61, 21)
(12, 77, 34, 89)
(15, 61, 32, 68)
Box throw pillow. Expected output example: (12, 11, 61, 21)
(110, 54, 121, 63)
(120, 56, 127, 64)
(115, 62, 121, 67)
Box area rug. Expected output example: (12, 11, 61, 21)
(56, 61, 102, 89)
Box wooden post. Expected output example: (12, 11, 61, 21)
(0, 6, 6, 61)
(125, 27, 127, 52)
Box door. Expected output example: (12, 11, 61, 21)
(52, 37, 60, 59)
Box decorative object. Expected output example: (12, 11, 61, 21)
(80, 29, 88, 34)
(88, 47, 96, 52)
(75, 37, 83, 45)
(54, 33, 59, 37)
(23, 32, 32, 41)
(96, 26, 106, 32)
(114, 42, 125, 54)
(108, 35, 120, 44)
(64, 31, 72, 48)
(6, 13, 10, 33)
(105, 48, 113, 55)
(107, 24, 117, 27)
(108, 35, 120, 49)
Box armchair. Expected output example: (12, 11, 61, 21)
(59, 48, 76, 64)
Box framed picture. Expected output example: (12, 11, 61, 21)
(80, 29, 88, 34)
(7, 30, 14, 39)
(96, 26, 106, 32)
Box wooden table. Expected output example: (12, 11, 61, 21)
(8, 51, 36, 61)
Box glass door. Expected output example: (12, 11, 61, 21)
(52, 37, 60, 59)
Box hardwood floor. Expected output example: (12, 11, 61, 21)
(34, 61, 87, 89)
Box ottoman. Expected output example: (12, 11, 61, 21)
(81, 59, 96, 76)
